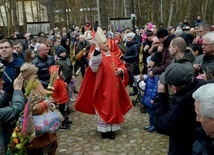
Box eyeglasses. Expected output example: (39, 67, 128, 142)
(201, 43, 214, 47)
(0, 46, 11, 50)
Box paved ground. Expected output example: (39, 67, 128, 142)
(56, 75, 169, 155)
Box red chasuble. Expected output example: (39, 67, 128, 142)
(75, 52, 132, 124)
(108, 39, 123, 58)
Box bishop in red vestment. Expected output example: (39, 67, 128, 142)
(75, 27, 132, 139)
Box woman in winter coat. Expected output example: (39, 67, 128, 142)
(20, 63, 58, 155)
(121, 32, 140, 96)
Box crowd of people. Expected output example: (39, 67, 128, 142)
(0, 16, 213, 155)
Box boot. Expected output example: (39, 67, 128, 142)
(129, 87, 138, 96)
(73, 87, 78, 94)
(101, 131, 115, 139)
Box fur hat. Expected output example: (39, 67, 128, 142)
(126, 32, 136, 39)
(20, 63, 38, 79)
(157, 28, 169, 38)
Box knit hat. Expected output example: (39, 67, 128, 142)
(160, 63, 193, 86)
(20, 63, 38, 79)
(150, 52, 162, 66)
(126, 32, 136, 39)
(174, 29, 183, 36)
(56, 45, 66, 57)
(107, 31, 114, 38)
(147, 23, 153, 30)
(157, 28, 169, 38)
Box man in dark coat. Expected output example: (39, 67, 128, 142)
(0, 39, 24, 90)
(32, 44, 55, 88)
(169, 37, 195, 74)
(154, 63, 206, 155)
(193, 32, 214, 80)
(192, 83, 214, 155)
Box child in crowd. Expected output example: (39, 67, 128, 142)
(49, 65, 72, 130)
(141, 52, 161, 132)
(24, 49, 36, 63)
(70, 75, 77, 102)
(55, 45, 75, 112)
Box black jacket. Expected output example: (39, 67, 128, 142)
(57, 57, 73, 83)
(32, 55, 55, 88)
(193, 127, 214, 155)
(193, 54, 214, 79)
(122, 39, 139, 63)
(0, 90, 25, 150)
(154, 79, 206, 155)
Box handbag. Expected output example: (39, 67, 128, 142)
(33, 110, 61, 137)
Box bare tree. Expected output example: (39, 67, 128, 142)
(45, 0, 54, 30)
(167, 0, 175, 28)
(11, 0, 19, 31)
(30, 1, 35, 22)
(96, 0, 101, 26)
(21, 0, 27, 33)
(160, 0, 163, 24)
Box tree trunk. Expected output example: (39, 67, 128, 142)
(8, 1, 13, 34)
(21, 0, 27, 33)
(160, 0, 163, 24)
(124, 0, 131, 17)
(36, 0, 39, 22)
(11, 0, 19, 31)
(30, 1, 34, 22)
(45, 0, 54, 30)
(0, 4, 6, 37)
(167, 0, 174, 28)
(137, 0, 142, 25)
(96, 0, 101, 26)
(113, 0, 116, 18)
(146, 0, 152, 22)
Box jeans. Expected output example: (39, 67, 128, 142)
(147, 107, 155, 126)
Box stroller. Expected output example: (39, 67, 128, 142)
(130, 62, 147, 113)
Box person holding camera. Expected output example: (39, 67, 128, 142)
(154, 63, 207, 155)
(0, 72, 25, 154)
(0, 39, 24, 91)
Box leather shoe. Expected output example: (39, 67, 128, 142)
(147, 126, 156, 132)
(101, 131, 115, 139)
(144, 125, 151, 130)
(65, 119, 73, 124)
(73, 89, 78, 94)
(129, 91, 137, 96)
